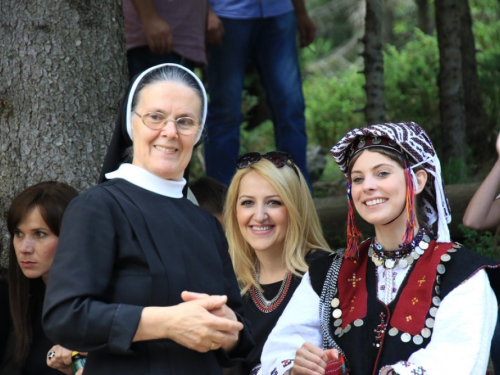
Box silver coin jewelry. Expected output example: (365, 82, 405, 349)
(370, 228, 431, 269)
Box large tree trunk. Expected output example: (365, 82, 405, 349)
(362, 0, 385, 125)
(435, 0, 466, 167)
(416, 0, 434, 35)
(460, 0, 491, 164)
(0, 0, 127, 252)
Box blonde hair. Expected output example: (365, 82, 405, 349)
(223, 158, 331, 295)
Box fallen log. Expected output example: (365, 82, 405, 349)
(314, 182, 484, 248)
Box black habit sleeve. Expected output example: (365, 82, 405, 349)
(42, 186, 143, 353)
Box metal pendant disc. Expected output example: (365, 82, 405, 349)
(415, 246, 425, 255)
(436, 275, 441, 284)
(437, 264, 446, 274)
(422, 234, 431, 242)
(421, 327, 432, 338)
(412, 252, 420, 260)
(335, 327, 342, 336)
(435, 285, 441, 295)
(413, 335, 424, 345)
(334, 319, 342, 327)
(398, 258, 408, 268)
(373, 256, 383, 266)
(429, 307, 438, 317)
(385, 258, 396, 269)
(425, 318, 435, 328)
(406, 256, 414, 265)
(418, 241, 429, 250)
(388, 327, 399, 336)
(354, 319, 364, 327)
(447, 247, 457, 253)
(401, 333, 412, 343)
(331, 298, 340, 308)
(432, 296, 441, 306)
(440, 254, 451, 262)
(332, 309, 342, 319)
(344, 324, 352, 333)
(368, 247, 374, 257)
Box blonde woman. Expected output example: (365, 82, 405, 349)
(224, 151, 331, 374)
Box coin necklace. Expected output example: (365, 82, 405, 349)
(369, 228, 431, 269)
(250, 268, 292, 313)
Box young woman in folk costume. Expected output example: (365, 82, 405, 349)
(261, 122, 500, 375)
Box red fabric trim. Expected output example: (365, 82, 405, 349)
(337, 240, 454, 334)
(337, 241, 370, 328)
(389, 241, 450, 335)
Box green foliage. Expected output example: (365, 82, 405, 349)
(474, 15, 500, 133)
(458, 224, 497, 259)
(300, 38, 336, 66)
(442, 157, 472, 184)
(303, 68, 365, 151)
(383, 29, 441, 142)
(240, 120, 275, 154)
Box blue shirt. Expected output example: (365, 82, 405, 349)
(209, 0, 294, 19)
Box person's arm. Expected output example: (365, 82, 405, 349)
(133, 295, 243, 352)
(463, 133, 500, 230)
(291, 0, 316, 48)
(384, 270, 497, 375)
(261, 272, 325, 375)
(131, 0, 173, 54)
(206, 5, 224, 45)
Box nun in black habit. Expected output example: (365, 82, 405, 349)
(42, 63, 254, 374)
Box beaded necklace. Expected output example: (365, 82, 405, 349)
(250, 269, 292, 313)
(369, 228, 431, 269)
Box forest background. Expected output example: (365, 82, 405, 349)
(192, 0, 500, 191)
(190, 0, 500, 257)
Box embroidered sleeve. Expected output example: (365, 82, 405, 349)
(261, 273, 322, 375)
(380, 361, 427, 374)
(407, 270, 496, 374)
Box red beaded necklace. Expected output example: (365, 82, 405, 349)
(250, 270, 292, 313)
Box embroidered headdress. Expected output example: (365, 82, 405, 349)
(330, 122, 451, 258)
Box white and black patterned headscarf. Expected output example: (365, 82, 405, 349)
(331, 121, 451, 244)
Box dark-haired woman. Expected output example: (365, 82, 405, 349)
(0, 181, 78, 374)
(42, 63, 253, 374)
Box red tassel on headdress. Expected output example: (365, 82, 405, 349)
(402, 162, 416, 245)
(345, 181, 361, 259)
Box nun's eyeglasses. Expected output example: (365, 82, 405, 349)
(236, 151, 300, 179)
(134, 112, 200, 135)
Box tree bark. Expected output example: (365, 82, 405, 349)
(0, 0, 127, 251)
(363, 0, 385, 125)
(435, 0, 466, 167)
(382, 1, 395, 45)
(460, 0, 491, 164)
(415, 0, 434, 35)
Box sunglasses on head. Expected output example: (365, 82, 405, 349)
(236, 151, 300, 179)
